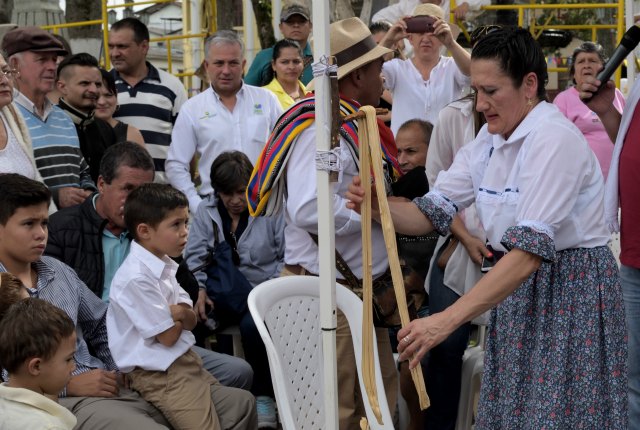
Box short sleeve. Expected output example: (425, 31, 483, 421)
(111, 277, 175, 340)
(513, 118, 592, 246)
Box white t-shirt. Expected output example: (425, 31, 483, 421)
(107, 241, 195, 373)
(430, 102, 610, 252)
(383, 56, 470, 135)
(166, 84, 283, 213)
(284, 124, 389, 279)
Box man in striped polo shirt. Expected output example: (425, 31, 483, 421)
(108, 17, 187, 184)
(3, 27, 96, 208)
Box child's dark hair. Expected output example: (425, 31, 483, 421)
(259, 38, 303, 86)
(210, 151, 254, 195)
(0, 272, 28, 321)
(0, 298, 75, 374)
(0, 174, 51, 225)
(124, 183, 188, 240)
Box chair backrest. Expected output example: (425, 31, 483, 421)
(248, 275, 394, 430)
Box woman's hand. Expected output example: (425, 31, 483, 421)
(433, 18, 455, 49)
(453, 2, 470, 20)
(379, 18, 409, 48)
(397, 312, 457, 369)
(195, 289, 214, 322)
(578, 75, 615, 115)
(346, 175, 366, 214)
(460, 235, 492, 265)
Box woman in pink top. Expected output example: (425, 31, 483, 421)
(554, 42, 625, 179)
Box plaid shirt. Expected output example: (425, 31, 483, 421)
(1, 257, 117, 394)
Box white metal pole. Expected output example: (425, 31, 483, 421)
(312, 1, 339, 428)
(626, 0, 636, 89)
(273, 0, 282, 40)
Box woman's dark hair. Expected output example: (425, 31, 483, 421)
(100, 68, 117, 95)
(210, 151, 254, 195)
(259, 39, 303, 87)
(472, 27, 548, 100)
(569, 42, 607, 85)
(369, 21, 391, 35)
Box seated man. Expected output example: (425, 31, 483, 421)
(0, 173, 170, 429)
(44, 143, 253, 390)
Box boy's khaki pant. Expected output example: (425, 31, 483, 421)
(128, 349, 221, 430)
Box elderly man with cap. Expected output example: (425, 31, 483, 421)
(244, 3, 314, 86)
(3, 26, 95, 208)
(380, 3, 471, 136)
(247, 17, 401, 429)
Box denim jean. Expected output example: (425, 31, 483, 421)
(421, 246, 471, 430)
(619, 264, 640, 430)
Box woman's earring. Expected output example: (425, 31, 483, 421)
(527, 98, 533, 106)
(115, 104, 120, 111)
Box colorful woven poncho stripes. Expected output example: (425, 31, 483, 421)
(247, 96, 401, 217)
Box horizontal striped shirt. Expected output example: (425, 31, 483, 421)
(14, 92, 95, 196)
(111, 62, 187, 184)
(0, 257, 117, 395)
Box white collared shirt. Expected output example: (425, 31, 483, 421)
(284, 125, 389, 278)
(166, 83, 282, 212)
(13, 90, 54, 121)
(432, 102, 609, 252)
(383, 56, 470, 136)
(0, 383, 77, 429)
(107, 241, 195, 373)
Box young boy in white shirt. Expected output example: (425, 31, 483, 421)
(107, 183, 256, 429)
(0, 297, 78, 430)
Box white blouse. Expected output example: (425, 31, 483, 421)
(431, 102, 610, 253)
(0, 112, 36, 179)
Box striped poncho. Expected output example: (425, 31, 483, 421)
(247, 96, 401, 217)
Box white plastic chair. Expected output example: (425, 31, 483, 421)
(455, 324, 486, 430)
(248, 275, 394, 430)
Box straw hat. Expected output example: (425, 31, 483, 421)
(330, 17, 392, 80)
(412, 3, 461, 40)
(413, 3, 445, 20)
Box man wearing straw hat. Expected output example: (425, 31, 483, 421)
(247, 17, 402, 429)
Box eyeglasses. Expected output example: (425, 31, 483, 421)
(470, 25, 502, 47)
(0, 68, 19, 79)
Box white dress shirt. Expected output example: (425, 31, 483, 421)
(284, 124, 389, 279)
(425, 97, 485, 299)
(166, 84, 282, 212)
(431, 102, 609, 252)
(383, 56, 470, 135)
(107, 241, 195, 373)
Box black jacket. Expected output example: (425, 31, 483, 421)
(45, 194, 111, 298)
(58, 99, 117, 183)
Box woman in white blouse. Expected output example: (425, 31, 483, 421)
(348, 27, 626, 428)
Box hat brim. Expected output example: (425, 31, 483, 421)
(307, 44, 392, 91)
(27, 46, 68, 56)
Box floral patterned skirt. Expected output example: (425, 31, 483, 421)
(475, 246, 628, 430)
